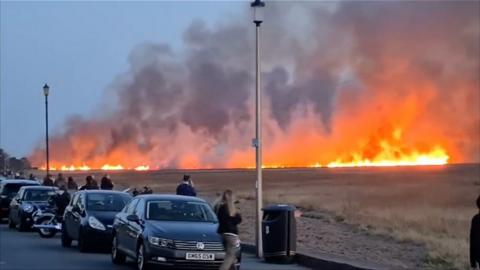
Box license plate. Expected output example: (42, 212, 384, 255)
(185, 253, 215, 261)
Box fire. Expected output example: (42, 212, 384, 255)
(326, 146, 449, 168)
(60, 165, 91, 171)
(134, 165, 150, 171)
(100, 164, 124, 171)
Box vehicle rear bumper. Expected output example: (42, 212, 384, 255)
(145, 244, 241, 269)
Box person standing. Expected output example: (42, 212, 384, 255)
(176, 175, 196, 196)
(42, 175, 54, 186)
(216, 190, 242, 270)
(67, 176, 78, 190)
(54, 173, 66, 188)
(100, 174, 114, 190)
(471, 195, 480, 269)
(79, 175, 98, 190)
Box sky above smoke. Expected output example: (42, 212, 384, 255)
(6, 1, 480, 168)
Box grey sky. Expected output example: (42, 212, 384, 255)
(0, 1, 245, 157)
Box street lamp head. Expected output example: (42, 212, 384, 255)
(43, 83, 49, 96)
(251, 0, 265, 25)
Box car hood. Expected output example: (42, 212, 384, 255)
(145, 221, 221, 242)
(89, 211, 118, 226)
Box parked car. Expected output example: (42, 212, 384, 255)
(8, 186, 58, 231)
(61, 190, 131, 252)
(111, 194, 241, 270)
(0, 179, 39, 220)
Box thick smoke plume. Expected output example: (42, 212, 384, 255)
(30, 1, 480, 168)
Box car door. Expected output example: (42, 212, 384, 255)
(71, 193, 85, 239)
(123, 198, 142, 254)
(116, 198, 138, 251)
(9, 191, 22, 223)
(64, 193, 78, 238)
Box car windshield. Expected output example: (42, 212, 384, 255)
(86, 193, 130, 212)
(2, 184, 37, 198)
(146, 200, 218, 223)
(23, 189, 53, 201)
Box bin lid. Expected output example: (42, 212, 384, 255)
(262, 204, 296, 212)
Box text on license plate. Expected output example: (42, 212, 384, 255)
(185, 253, 215, 261)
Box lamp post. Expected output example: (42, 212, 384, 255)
(251, 0, 265, 259)
(43, 83, 50, 177)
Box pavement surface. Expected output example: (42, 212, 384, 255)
(0, 224, 310, 270)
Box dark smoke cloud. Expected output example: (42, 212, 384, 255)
(30, 1, 480, 167)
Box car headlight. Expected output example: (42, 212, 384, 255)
(148, 237, 175, 248)
(22, 204, 34, 213)
(88, 216, 106, 231)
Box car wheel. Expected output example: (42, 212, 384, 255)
(38, 217, 57, 238)
(78, 231, 89, 253)
(61, 223, 72, 247)
(136, 243, 150, 270)
(8, 217, 15, 229)
(111, 235, 126, 264)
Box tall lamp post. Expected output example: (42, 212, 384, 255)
(251, 0, 265, 259)
(43, 83, 50, 177)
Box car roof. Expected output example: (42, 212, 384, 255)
(0, 180, 40, 186)
(136, 194, 207, 203)
(20, 186, 58, 191)
(77, 190, 130, 195)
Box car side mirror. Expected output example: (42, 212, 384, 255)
(127, 214, 140, 223)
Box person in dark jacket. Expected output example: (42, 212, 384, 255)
(54, 173, 66, 188)
(176, 175, 196, 196)
(79, 175, 98, 190)
(43, 175, 54, 186)
(67, 176, 78, 190)
(50, 186, 71, 216)
(100, 174, 114, 190)
(471, 195, 480, 269)
(215, 190, 242, 270)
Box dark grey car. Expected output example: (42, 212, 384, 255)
(111, 194, 241, 270)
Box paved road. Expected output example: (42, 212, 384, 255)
(0, 224, 310, 270)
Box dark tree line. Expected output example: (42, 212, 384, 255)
(0, 148, 32, 174)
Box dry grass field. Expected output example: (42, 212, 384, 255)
(43, 164, 480, 269)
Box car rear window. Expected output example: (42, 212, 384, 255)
(86, 193, 130, 212)
(146, 200, 217, 223)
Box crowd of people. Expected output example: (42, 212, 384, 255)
(39, 173, 114, 192)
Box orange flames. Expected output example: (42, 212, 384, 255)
(40, 164, 151, 171)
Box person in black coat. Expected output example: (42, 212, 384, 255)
(42, 175, 54, 186)
(50, 186, 71, 216)
(79, 175, 98, 190)
(67, 176, 78, 190)
(471, 195, 480, 269)
(215, 190, 241, 270)
(100, 174, 114, 190)
(176, 175, 196, 196)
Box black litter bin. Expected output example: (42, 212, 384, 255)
(262, 204, 296, 263)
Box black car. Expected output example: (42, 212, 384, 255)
(111, 194, 241, 270)
(61, 190, 131, 252)
(8, 186, 58, 230)
(0, 179, 40, 220)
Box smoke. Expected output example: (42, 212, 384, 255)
(30, 1, 480, 168)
